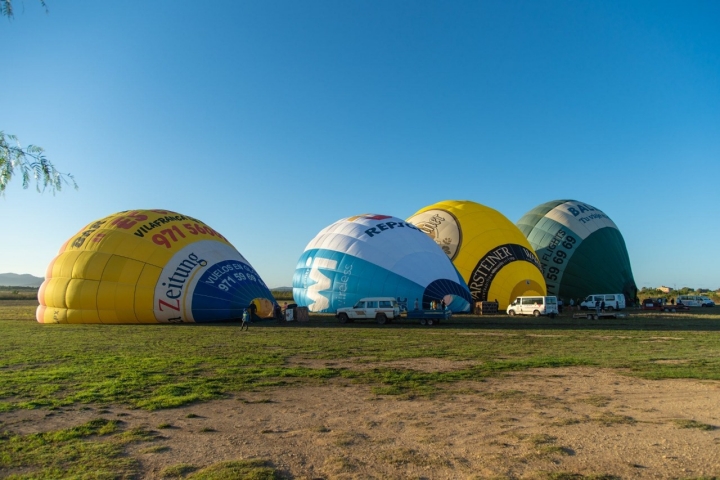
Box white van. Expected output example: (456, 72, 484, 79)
(676, 295, 715, 307)
(579, 294, 626, 311)
(506, 296, 558, 317)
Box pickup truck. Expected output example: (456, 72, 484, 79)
(641, 298, 690, 312)
(336, 297, 401, 324)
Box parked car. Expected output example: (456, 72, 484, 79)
(335, 297, 401, 324)
(506, 296, 558, 318)
(642, 298, 688, 312)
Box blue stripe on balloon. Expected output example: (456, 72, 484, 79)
(191, 259, 276, 322)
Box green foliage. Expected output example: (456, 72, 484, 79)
(638, 286, 720, 303)
(1, 0, 47, 19)
(673, 419, 716, 430)
(0, 288, 38, 300)
(161, 463, 198, 478)
(0, 131, 77, 195)
(270, 289, 294, 301)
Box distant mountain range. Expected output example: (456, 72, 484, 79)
(0, 273, 44, 287)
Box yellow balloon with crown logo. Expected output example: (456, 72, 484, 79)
(407, 200, 546, 310)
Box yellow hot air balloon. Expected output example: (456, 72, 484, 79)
(407, 200, 546, 310)
(37, 209, 276, 324)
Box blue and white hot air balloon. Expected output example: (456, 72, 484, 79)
(293, 214, 472, 313)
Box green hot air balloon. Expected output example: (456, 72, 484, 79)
(517, 200, 637, 304)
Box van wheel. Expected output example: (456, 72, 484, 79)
(420, 318, 427, 325)
(587, 314, 593, 320)
(533, 310, 540, 317)
(338, 313, 349, 324)
(508, 310, 516, 316)
(376, 313, 387, 325)
(606, 306, 614, 312)
(427, 318, 434, 326)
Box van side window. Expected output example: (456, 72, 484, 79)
(521, 298, 533, 305)
(355, 301, 365, 308)
(606, 295, 615, 301)
(366, 301, 378, 308)
(379, 301, 392, 308)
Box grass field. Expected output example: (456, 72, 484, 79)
(3, 302, 720, 411)
(2, 301, 720, 478)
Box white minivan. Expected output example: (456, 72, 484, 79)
(506, 296, 558, 317)
(676, 295, 715, 307)
(579, 294, 626, 311)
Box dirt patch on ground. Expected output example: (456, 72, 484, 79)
(3, 367, 720, 479)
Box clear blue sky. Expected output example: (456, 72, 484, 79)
(1, 0, 718, 290)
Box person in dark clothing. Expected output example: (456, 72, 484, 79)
(248, 301, 258, 321)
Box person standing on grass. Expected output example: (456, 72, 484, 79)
(248, 301, 257, 321)
(569, 298, 575, 312)
(241, 308, 250, 331)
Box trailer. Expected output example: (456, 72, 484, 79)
(573, 311, 627, 320)
(405, 309, 451, 325)
(641, 298, 690, 312)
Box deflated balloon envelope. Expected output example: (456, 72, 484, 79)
(407, 200, 546, 310)
(37, 209, 276, 324)
(292, 214, 472, 313)
(516, 200, 637, 302)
